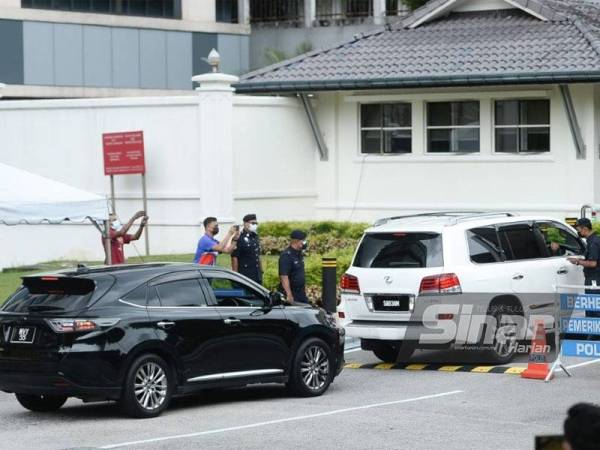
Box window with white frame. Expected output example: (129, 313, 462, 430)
(426, 101, 480, 153)
(494, 100, 550, 153)
(360, 103, 412, 154)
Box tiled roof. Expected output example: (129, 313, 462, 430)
(236, 1, 600, 93)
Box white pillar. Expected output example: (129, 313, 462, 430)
(373, 0, 386, 25)
(238, 0, 250, 25)
(191, 69, 239, 224)
(0, 83, 5, 99)
(304, 0, 316, 28)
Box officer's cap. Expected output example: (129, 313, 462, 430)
(576, 218, 593, 229)
(290, 229, 307, 240)
(243, 214, 257, 223)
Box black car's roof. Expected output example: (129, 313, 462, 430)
(23, 263, 267, 298)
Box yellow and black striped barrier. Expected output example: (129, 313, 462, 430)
(345, 362, 525, 375)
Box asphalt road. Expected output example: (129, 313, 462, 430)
(0, 348, 598, 450)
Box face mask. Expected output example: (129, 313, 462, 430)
(111, 220, 122, 231)
(212, 226, 220, 235)
(249, 224, 258, 233)
(302, 241, 308, 251)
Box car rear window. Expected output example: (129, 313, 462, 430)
(353, 232, 443, 268)
(1, 276, 114, 313)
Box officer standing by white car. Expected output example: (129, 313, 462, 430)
(568, 217, 600, 317)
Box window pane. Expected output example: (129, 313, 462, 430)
(496, 128, 518, 153)
(207, 277, 266, 307)
(32, 0, 52, 6)
(537, 222, 584, 256)
(91, 0, 110, 12)
(501, 226, 543, 260)
(353, 233, 444, 268)
(128, 0, 146, 14)
(520, 127, 550, 152)
(454, 128, 479, 152)
(156, 279, 205, 307)
(384, 130, 411, 154)
(468, 227, 503, 264)
(361, 104, 381, 128)
(73, 0, 91, 10)
(54, 0, 72, 10)
(495, 100, 519, 126)
(361, 130, 381, 154)
(427, 129, 451, 153)
(454, 101, 479, 126)
(383, 103, 411, 128)
(147, 0, 164, 16)
(521, 100, 549, 125)
(427, 102, 452, 127)
(123, 285, 147, 306)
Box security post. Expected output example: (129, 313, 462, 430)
(322, 257, 337, 313)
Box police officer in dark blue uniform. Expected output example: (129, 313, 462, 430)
(231, 214, 263, 284)
(569, 218, 600, 318)
(279, 229, 309, 304)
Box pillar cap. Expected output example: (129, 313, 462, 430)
(192, 73, 239, 92)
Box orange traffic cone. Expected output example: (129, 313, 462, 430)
(521, 321, 551, 380)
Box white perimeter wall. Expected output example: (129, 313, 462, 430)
(313, 84, 600, 223)
(0, 93, 316, 269)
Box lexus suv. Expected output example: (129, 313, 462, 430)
(0, 263, 344, 418)
(338, 212, 585, 364)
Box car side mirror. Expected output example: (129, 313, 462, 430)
(269, 291, 284, 307)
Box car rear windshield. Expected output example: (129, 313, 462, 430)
(1, 276, 114, 313)
(353, 232, 443, 268)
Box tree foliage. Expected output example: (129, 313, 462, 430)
(401, 0, 428, 10)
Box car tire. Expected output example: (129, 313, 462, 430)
(287, 337, 333, 397)
(119, 354, 173, 419)
(483, 304, 522, 365)
(15, 393, 67, 412)
(372, 341, 415, 363)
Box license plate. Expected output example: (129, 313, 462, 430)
(383, 300, 401, 307)
(10, 326, 36, 344)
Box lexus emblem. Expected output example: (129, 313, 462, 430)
(384, 276, 393, 285)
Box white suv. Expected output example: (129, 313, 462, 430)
(338, 212, 585, 364)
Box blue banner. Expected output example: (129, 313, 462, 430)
(562, 318, 600, 335)
(562, 340, 600, 358)
(560, 294, 600, 312)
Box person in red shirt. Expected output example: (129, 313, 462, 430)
(104, 211, 148, 265)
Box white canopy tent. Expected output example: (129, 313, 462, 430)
(0, 162, 109, 225)
(0, 162, 111, 265)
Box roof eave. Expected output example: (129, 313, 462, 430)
(234, 71, 600, 94)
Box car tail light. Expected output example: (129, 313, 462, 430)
(340, 274, 360, 294)
(419, 273, 462, 295)
(46, 318, 119, 333)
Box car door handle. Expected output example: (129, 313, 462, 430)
(156, 321, 175, 330)
(223, 318, 241, 326)
(512, 274, 524, 280)
(557, 267, 569, 275)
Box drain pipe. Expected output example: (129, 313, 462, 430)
(559, 84, 586, 159)
(299, 93, 328, 161)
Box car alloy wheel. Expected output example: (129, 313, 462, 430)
(300, 345, 330, 391)
(134, 361, 168, 411)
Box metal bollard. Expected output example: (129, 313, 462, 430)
(321, 257, 337, 314)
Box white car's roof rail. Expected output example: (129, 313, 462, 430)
(373, 211, 514, 227)
(451, 212, 516, 224)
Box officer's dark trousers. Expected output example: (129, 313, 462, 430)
(585, 277, 600, 318)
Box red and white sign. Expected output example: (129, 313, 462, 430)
(102, 131, 146, 175)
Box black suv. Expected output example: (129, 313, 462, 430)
(0, 263, 344, 418)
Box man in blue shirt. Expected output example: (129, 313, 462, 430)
(569, 218, 600, 318)
(194, 217, 239, 265)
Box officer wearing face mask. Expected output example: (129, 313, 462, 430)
(568, 218, 600, 318)
(231, 214, 263, 284)
(278, 230, 309, 304)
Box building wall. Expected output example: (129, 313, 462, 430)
(313, 84, 600, 223)
(0, 93, 316, 269)
(249, 23, 382, 71)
